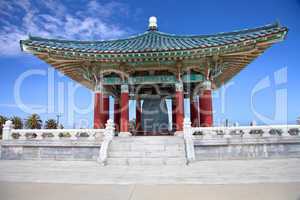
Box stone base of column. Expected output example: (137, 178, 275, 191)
(118, 132, 132, 137)
(174, 131, 184, 137)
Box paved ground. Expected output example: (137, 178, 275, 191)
(0, 158, 300, 184)
(0, 182, 300, 200)
(1, 159, 300, 199)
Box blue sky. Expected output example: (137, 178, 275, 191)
(0, 0, 299, 127)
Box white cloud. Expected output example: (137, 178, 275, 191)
(0, 0, 132, 56)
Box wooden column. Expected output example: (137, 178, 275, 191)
(103, 95, 109, 124)
(120, 85, 130, 135)
(175, 82, 184, 132)
(199, 81, 213, 127)
(190, 95, 199, 127)
(94, 92, 102, 129)
(93, 84, 107, 129)
(114, 97, 120, 132)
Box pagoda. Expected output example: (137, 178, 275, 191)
(20, 17, 288, 136)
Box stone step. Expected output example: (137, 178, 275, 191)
(106, 136, 186, 166)
(106, 157, 187, 166)
(109, 143, 185, 152)
(108, 150, 185, 158)
(112, 136, 184, 145)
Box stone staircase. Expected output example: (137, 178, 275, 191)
(106, 136, 187, 165)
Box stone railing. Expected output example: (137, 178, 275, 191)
(183, 118, 300, 161)
(190, 123, 300, 139)
(2, 120, 114, 141)
(2, 119, 115, 163)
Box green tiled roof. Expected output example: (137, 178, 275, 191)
(21, 23, 287, 55)
(19, 22, 288, 90)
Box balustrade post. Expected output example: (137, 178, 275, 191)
(243, 128, 251, 138)
(19, 132, 26, 140)
(2, 120, 13, 140)
(202, 129, 210, 139)
(281, 126, 290, 137)
(88, 130, 95, 140)
(263, 128, 271, 137)
(36, 132, 43, 140)
(224, 127, 231, 139)
(70, 132, 77, 140)
(105, 119, 115, 139)
(53, 132, 60, 140)
(183, 118, 195, 163)
(183, 118, 192, 137)
(98, 119, 115, 165)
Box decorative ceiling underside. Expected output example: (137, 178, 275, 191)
(20, 23, 288, 90)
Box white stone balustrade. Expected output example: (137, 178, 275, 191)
(1, 120, 116, 141)
(188, 122, 300, 139)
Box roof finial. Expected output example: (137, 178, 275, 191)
(149, 16, 158, 31)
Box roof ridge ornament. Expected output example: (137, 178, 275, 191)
(148, 16, 158, 31)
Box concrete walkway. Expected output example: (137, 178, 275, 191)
(1, 158, 300, 184)
(1, 182, 300, 200)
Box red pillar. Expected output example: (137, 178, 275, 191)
(199, 81, 213, 127)
(103, 95, 109, 124)
(136, 98, 142, 132)
(175, 83, 184, 132)
(120, 85, 129, 133)
(114, 97, 120, 132)
(94, 92, 101, 128)
(190, 96, 199, 127)
(172, 98, 177, 131)
(94, 92, 106, 129)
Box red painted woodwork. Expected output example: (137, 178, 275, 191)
(103, 95, 109, 125)
(120, 92, 129, 132)
(94, 92, 105, 129)
(199, 90, 213, 127)
(175, 91, 184, 131)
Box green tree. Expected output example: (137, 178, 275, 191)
(25, 114, 42, 129)
(11, 116, 23, 129)
(45, 119, 58, 129)
(0, 115, 8, 139)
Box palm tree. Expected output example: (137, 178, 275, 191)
(45, 119, 58, 129)
(0, 115, 8, 139)
(11, 116, 23, 129)
(25, 114, 42, 129)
